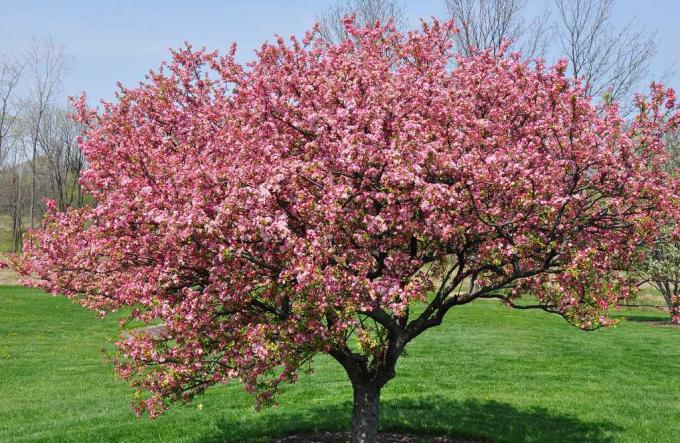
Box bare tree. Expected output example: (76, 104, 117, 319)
(23, 37, 70, 229)
(446, 0, 523, 55)
(36, 105, 84, 211)
(0, 56, 24, 252)
(7, 140, 27, 252)
(317, 0, 405, 43)
(553, 0, 657, 103)
(445, 0, 658, 105)
(0, 55, 23, 166)
(445, 0, 552, 58)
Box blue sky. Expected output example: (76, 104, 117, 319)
(1, 0, 678, 103)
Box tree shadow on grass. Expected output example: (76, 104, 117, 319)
(200, 396, 620, 443)
(613, 313, 671, 323)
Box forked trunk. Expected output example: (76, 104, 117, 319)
(351, 379, 381, 443)
(331, 332, 402, 442)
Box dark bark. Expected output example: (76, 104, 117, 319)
(330, 338, 402, 443)
(351, 378, 381, 443)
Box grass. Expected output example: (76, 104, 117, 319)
(0, 216, 14, 252)
(1, 285, 679, 442)
(0, 214, 31, 252)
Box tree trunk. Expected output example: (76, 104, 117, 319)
(29, 141, 36, 230)
(11, 205, 18, 253)
(12, 161, 23, 253)
(351, 379, 381, 443)
(657, 282, 680, 325)
(330, 328, 404, 442)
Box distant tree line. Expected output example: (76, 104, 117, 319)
(0, 38, 84, 252)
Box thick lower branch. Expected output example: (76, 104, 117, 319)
(405, 256, 560, 342)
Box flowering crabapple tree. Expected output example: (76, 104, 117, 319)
(9, 18, 680, 443)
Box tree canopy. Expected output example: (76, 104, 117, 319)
(8, 18, 680, 442)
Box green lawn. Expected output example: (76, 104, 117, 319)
(1, 286, 679, 442)
(0, 231, 13, 252)
(0, 215, 19, 252)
